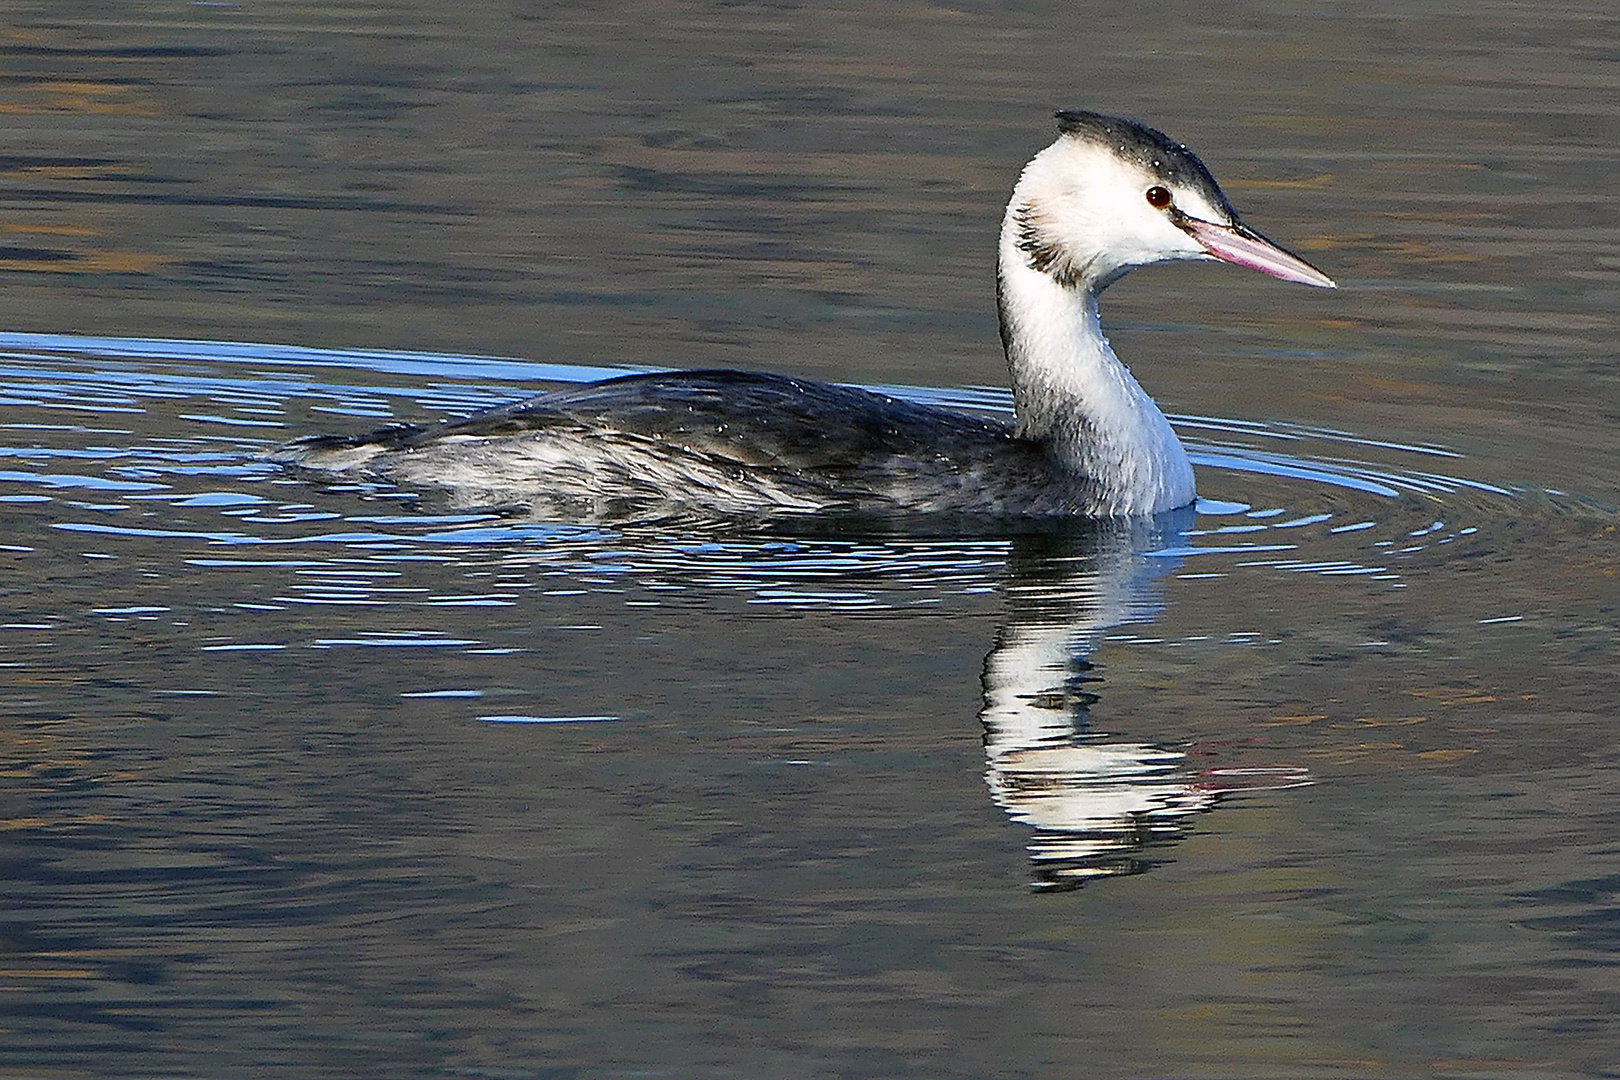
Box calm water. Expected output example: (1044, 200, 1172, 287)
(3, 2, 1620, 1077)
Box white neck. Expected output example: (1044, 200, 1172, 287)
(996, 190, 1195, 516)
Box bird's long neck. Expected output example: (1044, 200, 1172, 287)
(996, 216, 1195, 516)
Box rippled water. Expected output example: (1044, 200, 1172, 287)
(3, 3, 1620, 1078)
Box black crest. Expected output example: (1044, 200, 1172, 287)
(1053, 110, 1233, 216)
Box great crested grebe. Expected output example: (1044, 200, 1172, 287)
(277, 111, 1334, 523)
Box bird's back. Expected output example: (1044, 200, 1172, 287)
(275, 370, 1097, 525)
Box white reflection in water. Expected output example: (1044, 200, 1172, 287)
(981, 513, 1310, 890)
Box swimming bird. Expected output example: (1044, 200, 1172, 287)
(276, 111, 1334, 524)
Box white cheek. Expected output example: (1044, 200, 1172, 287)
(1086, 163, 1209, 262)
(1102, 202, 1205, 264)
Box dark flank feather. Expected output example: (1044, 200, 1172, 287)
(275, 370, 1093, 524)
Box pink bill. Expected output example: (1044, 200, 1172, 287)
(1179, 217, 1336, 288)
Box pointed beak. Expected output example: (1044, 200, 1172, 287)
(1177, 215, 1336, 289)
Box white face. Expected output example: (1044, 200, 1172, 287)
(1007, 134, 1335, 291)
(1013, 136, 1230, 282)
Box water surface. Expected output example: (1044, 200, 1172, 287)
(2, 3, 1619, 1078)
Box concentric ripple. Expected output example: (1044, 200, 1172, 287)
(0, 331, 1561, 613)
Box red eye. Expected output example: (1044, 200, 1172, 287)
(1145, 186, 1172, 209)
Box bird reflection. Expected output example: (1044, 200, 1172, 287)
(982, 511, 1309, 891)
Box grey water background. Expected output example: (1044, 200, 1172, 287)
(1, 1, 1619, 1077)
